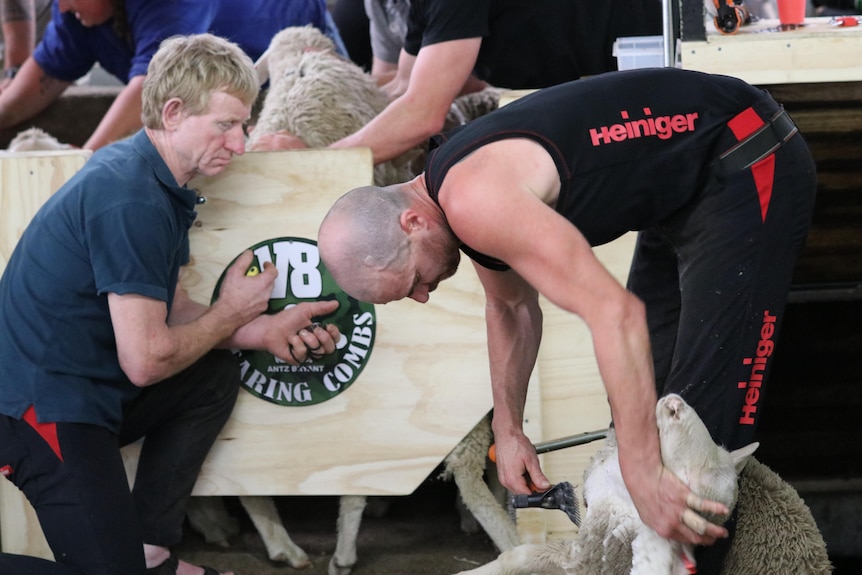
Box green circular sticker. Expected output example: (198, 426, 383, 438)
(212, 237, 376, 406)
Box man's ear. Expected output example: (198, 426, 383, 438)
(161, 98, 185, 131)
(399, 208, 425, 233)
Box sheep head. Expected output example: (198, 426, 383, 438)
(656, 393, 758, 524)
(255, 25, 336, 86)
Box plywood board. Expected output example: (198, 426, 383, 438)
(499, 89, 537, 108)
(0, 146, 632, 551)
(680, 16, 862, 84)
(0, 147, 493, 550)
(119, 148, 495, 497)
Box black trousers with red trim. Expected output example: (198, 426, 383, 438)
(626, 106, 816, 574)
(0, 350, 240, 575)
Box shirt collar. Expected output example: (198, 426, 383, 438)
(130, 129, 198, 213)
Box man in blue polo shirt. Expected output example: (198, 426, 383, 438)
(0, 33, 340, 575)
(0, 0, 346, 151)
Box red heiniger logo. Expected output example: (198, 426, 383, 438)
(589, 108, 699, 146)
(738, 310, 777, 425)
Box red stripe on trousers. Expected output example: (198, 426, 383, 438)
(23, 405, 64, 462)
(727, 107, 775, 222)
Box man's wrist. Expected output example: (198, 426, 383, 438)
(3, 66, 20, 79)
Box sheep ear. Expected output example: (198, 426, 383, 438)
(254, 48, 271, 85)
(730, 442, 759, 474)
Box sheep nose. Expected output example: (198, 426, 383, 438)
(664, 395, 683, 418)
(658, 393, 684, 419)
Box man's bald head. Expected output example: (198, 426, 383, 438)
(318, 185, 412, 303)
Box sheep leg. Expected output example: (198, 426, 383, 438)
(453, 542, 572, 575)
(444, 414, 519, 551)
(186, 496, 240, 547)
(238, 495, 311, 568)
(451, 456, 520, 551)
(328, 495, 367, 575)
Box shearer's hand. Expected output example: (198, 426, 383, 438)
(492, 431, 551, 495)
(627, 461, 730, 546)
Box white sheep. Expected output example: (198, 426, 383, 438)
(721, 457, 833, 574)
(440, 412, 520, 551)
(453, 394, 832, 575)
(249, 25, 416, 187)
(186, 494, 313, 568)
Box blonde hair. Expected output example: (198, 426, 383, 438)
(141, 33, 259, 129)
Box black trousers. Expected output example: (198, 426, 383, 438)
(627, 109, 817, 574)
(0, 350, 240, 575)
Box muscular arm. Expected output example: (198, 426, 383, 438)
(473, 263, 550, 494)
(83, 74, 145, 150)
(328, 38, 480, 163)
(0, 57, 68, 128)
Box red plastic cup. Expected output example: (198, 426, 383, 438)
(777, 0, 806, 26)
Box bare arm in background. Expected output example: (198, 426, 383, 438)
(83, 74, 145, 150)
(369, 54, 397, 86)
(329, 38, 480, 163)
(0, 56, 69, 128)
(0, 0, 36, 92)
(252, 38, 482, 164)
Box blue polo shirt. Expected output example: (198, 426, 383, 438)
(34, 0, 330, 83)
(0, 130, 197, 432)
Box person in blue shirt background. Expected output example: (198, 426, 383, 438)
(0, 0, 347, 151)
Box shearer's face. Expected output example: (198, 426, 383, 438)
(58, 0, 114, 27)
(395, 232, 461, 304)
